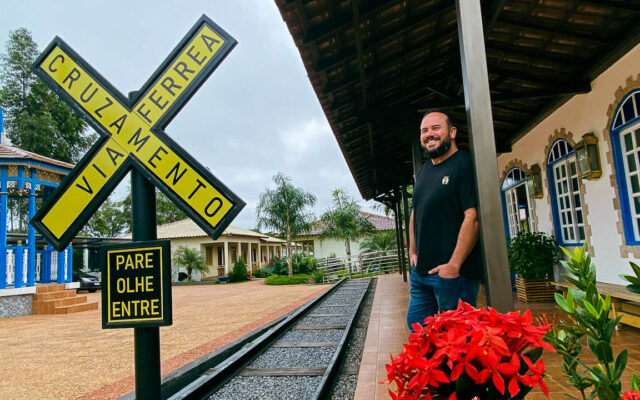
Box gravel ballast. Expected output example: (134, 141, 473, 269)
(209, 376, 322, 400)
(276, 329, 345, 344)
(297, 315, 351, 327)
(309, 306, 353, 316)
(248, 347, 335, 369)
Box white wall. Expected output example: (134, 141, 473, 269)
(497, 43, 640, 284)
(310, 237, 366, 259)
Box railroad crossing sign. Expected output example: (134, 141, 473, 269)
(30, 15, 245, 250)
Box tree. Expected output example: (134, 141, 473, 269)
(319, 188, 375, 276)
(172, 246, 208, 280)
(82, 196, 129, 237)
(119, 186, 187, 229)
(0, 27, 92, 163)
(360, 230, 397, 253)
(256, 173, 316, 277)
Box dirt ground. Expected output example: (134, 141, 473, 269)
(0, 280, 329, 400)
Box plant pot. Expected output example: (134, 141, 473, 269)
(515, 276, 555, 303)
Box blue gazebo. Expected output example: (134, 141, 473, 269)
(0, 107, 74, 289)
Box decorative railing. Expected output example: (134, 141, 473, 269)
(1, 246, 73, 288)
(317, 249, 404, 283)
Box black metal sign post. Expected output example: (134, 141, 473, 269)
(30, 15, 245, 399)
(132, 172, 161, 399)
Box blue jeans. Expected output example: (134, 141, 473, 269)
(406, 270, 480, 332)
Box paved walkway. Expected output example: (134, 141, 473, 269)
(355, 274, 640, 400)
(0, 280, 329, 400)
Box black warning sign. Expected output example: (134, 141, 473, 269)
(101, 240, 172, 329)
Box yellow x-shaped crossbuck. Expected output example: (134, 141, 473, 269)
(31, 16, 244, 250)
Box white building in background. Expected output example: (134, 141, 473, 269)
(294, 211, 396, 259)
(135, 219, 285, 281)
(497, 43, 640, 285)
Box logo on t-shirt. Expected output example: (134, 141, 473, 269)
(442, 176, 449, 185)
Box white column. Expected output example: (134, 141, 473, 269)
(247, 242, 252, 273)
(258, 243, 262, 269)
(237, 242, 241, 263)
(82, 248, 89, 272)
(224, 241, 229, 275)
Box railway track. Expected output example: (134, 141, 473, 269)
(169, 278, 372, 400)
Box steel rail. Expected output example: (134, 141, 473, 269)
(168, 278, 351, 400)
(313, 278, 372, 399)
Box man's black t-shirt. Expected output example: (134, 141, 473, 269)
(413, 150, 482, 280)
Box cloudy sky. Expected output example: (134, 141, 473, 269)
(0, 1, 380, 229)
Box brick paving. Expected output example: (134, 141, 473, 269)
(358, 274, 640, 400)
(0, 280, 329, 400)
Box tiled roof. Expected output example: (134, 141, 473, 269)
(0, 144, 74, 169)
(306, 211, 395, 236)
(122, 219, 284, 242)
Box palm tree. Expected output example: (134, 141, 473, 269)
(319, 188, 375, 277)
(360, 230, 397, 253)
(172, 246, 208, 280)
(256, 173, 316, 277)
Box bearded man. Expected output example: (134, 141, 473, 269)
(406, 111, 482, 331)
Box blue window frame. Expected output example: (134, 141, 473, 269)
(547, 139, 585, 246)
(500, 167, 534, 239)
(611, 89, 640, 245)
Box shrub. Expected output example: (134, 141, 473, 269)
(508, 231, 559, 280)
(264, 274, 311, 285)
(311, 269, 324, 283)
(228, 258, 248, 282)
(253, 268, 270, 278)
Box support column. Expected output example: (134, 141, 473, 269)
(14, 242, 24, 288)
(224, 241, 230, 275)
(412, 142, 423, 182)
(66, 245, 73, 283)
(83, 248, 89, 272)
(44, 244, 53, 283)
(27, 170, 36, 286)
(258, 243, 262, 269)
(393, 199, 405, 281)
(402, 185, 411, 278)
(247, 242, 252, 275)
(56, 248, 65, 284)
(456, 0, 512, 312)
(0, 166, 7, 289)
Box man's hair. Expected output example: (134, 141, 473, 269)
(422, 110, 455, 130)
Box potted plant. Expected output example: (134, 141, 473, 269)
(508, 231, 559, 302)
(384, 301, 554, 399)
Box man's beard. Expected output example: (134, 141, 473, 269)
(424, 135, 452, 159)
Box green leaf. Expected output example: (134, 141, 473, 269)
(632, 374, 640, 391)
(558, 329, 567, 341)
(630, 261, 640, 277)
(555, 293, 571, 312)
(596, 386, 617, 400)
(594, 340, 614, 363)
(583, 299, 600, 318)
(614, 349, 628, 381)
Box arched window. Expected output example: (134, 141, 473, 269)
(611, 89, 640, 244)
(547, 139, 585, 245)
(501, 167, 535, 238)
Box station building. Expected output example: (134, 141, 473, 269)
(149, 218, 286, 280)
(294, 211, 396, 259)
(277, 0, 640, 308)
(498, 44, 640, 285)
